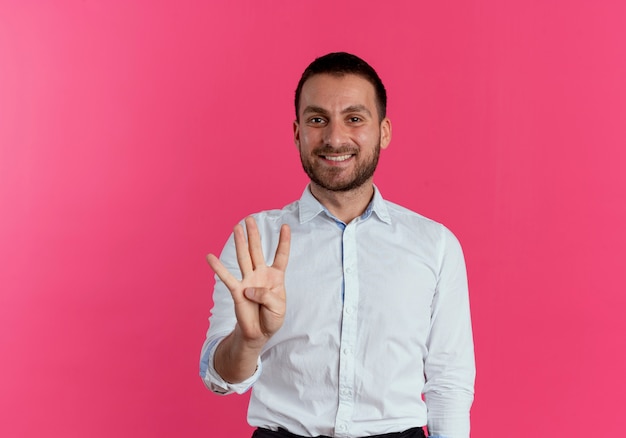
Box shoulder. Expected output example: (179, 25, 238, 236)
(244, 199, 300, 231)
(384, 199, 442, 231)
(382, 199, 461, 249)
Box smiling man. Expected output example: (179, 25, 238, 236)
(200, 52, 475, 438)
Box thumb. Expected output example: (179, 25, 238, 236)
(244, 287, 281, 307)
(244, 287, 265, 303)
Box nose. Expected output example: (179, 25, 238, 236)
(323, 120, 349, 147)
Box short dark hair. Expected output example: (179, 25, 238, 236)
(295, 52, 387, 121)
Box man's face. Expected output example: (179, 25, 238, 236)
(294, 74, 391, 192)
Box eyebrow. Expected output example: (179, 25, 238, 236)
(302, 104, 373, 117)
(302, 105, 329, 116)
(342, 105, 372, 117)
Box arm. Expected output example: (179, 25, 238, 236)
(423, 226, 476, 438)
(203, 217, 291, 385)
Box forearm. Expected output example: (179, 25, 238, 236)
(214, 324, 264, 383)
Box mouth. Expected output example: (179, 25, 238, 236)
(322, 154, 353, 162)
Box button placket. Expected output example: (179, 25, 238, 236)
(334, 222, 359, 437)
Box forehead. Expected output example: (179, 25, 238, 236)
(298, 73, 378, 115)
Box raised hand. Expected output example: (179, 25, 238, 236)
(207, 216, 291, 349)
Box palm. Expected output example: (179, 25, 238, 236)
(207, 217, 291, 347)
(233, 263, 286, 342)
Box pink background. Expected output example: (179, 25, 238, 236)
(1, 1, 625, 436)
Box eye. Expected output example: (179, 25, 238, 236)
(308, 117, 326, 125)
(348, 116, 363, 123)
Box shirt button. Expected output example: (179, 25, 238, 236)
(345, 266, 352, 274)
(337, 423, 348, 432)
(345, 306, 353, 315)
(343, 347, 352, 355)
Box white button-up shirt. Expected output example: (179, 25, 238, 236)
(200, 186, 475, 438)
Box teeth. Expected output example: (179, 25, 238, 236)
(324, 155, 352, 162)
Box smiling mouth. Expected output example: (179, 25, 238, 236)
(323, 154, 353, 162)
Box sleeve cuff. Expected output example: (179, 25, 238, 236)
(200, 336, 263, 395)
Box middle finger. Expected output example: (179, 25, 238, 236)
(245, 216, 266, 270)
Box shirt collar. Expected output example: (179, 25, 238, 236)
(298, 185, 392, 225)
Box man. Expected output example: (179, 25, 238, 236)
(200, 52, 475, 438)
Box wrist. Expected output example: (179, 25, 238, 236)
(214, 328, 264, 384)
(232, 324, 268, 353)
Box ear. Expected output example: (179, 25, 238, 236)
(380, 117, 392, 150)
(293, 120, 301, 149)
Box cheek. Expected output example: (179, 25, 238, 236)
(355, 128, 378, 148)
(300, 130, 321, 149)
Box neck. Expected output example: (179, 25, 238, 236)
(309, 181, 375, 224)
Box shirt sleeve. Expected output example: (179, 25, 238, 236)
(423, 226, 476, 438)
(199, 335, 263, 394)
(198, 229, 263, 395)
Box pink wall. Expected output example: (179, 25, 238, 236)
(1, 1, 625, 436)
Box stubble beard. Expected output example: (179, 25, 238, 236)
(300, 140, 381, 192)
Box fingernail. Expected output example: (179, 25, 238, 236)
(244, 288, 255, 299)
